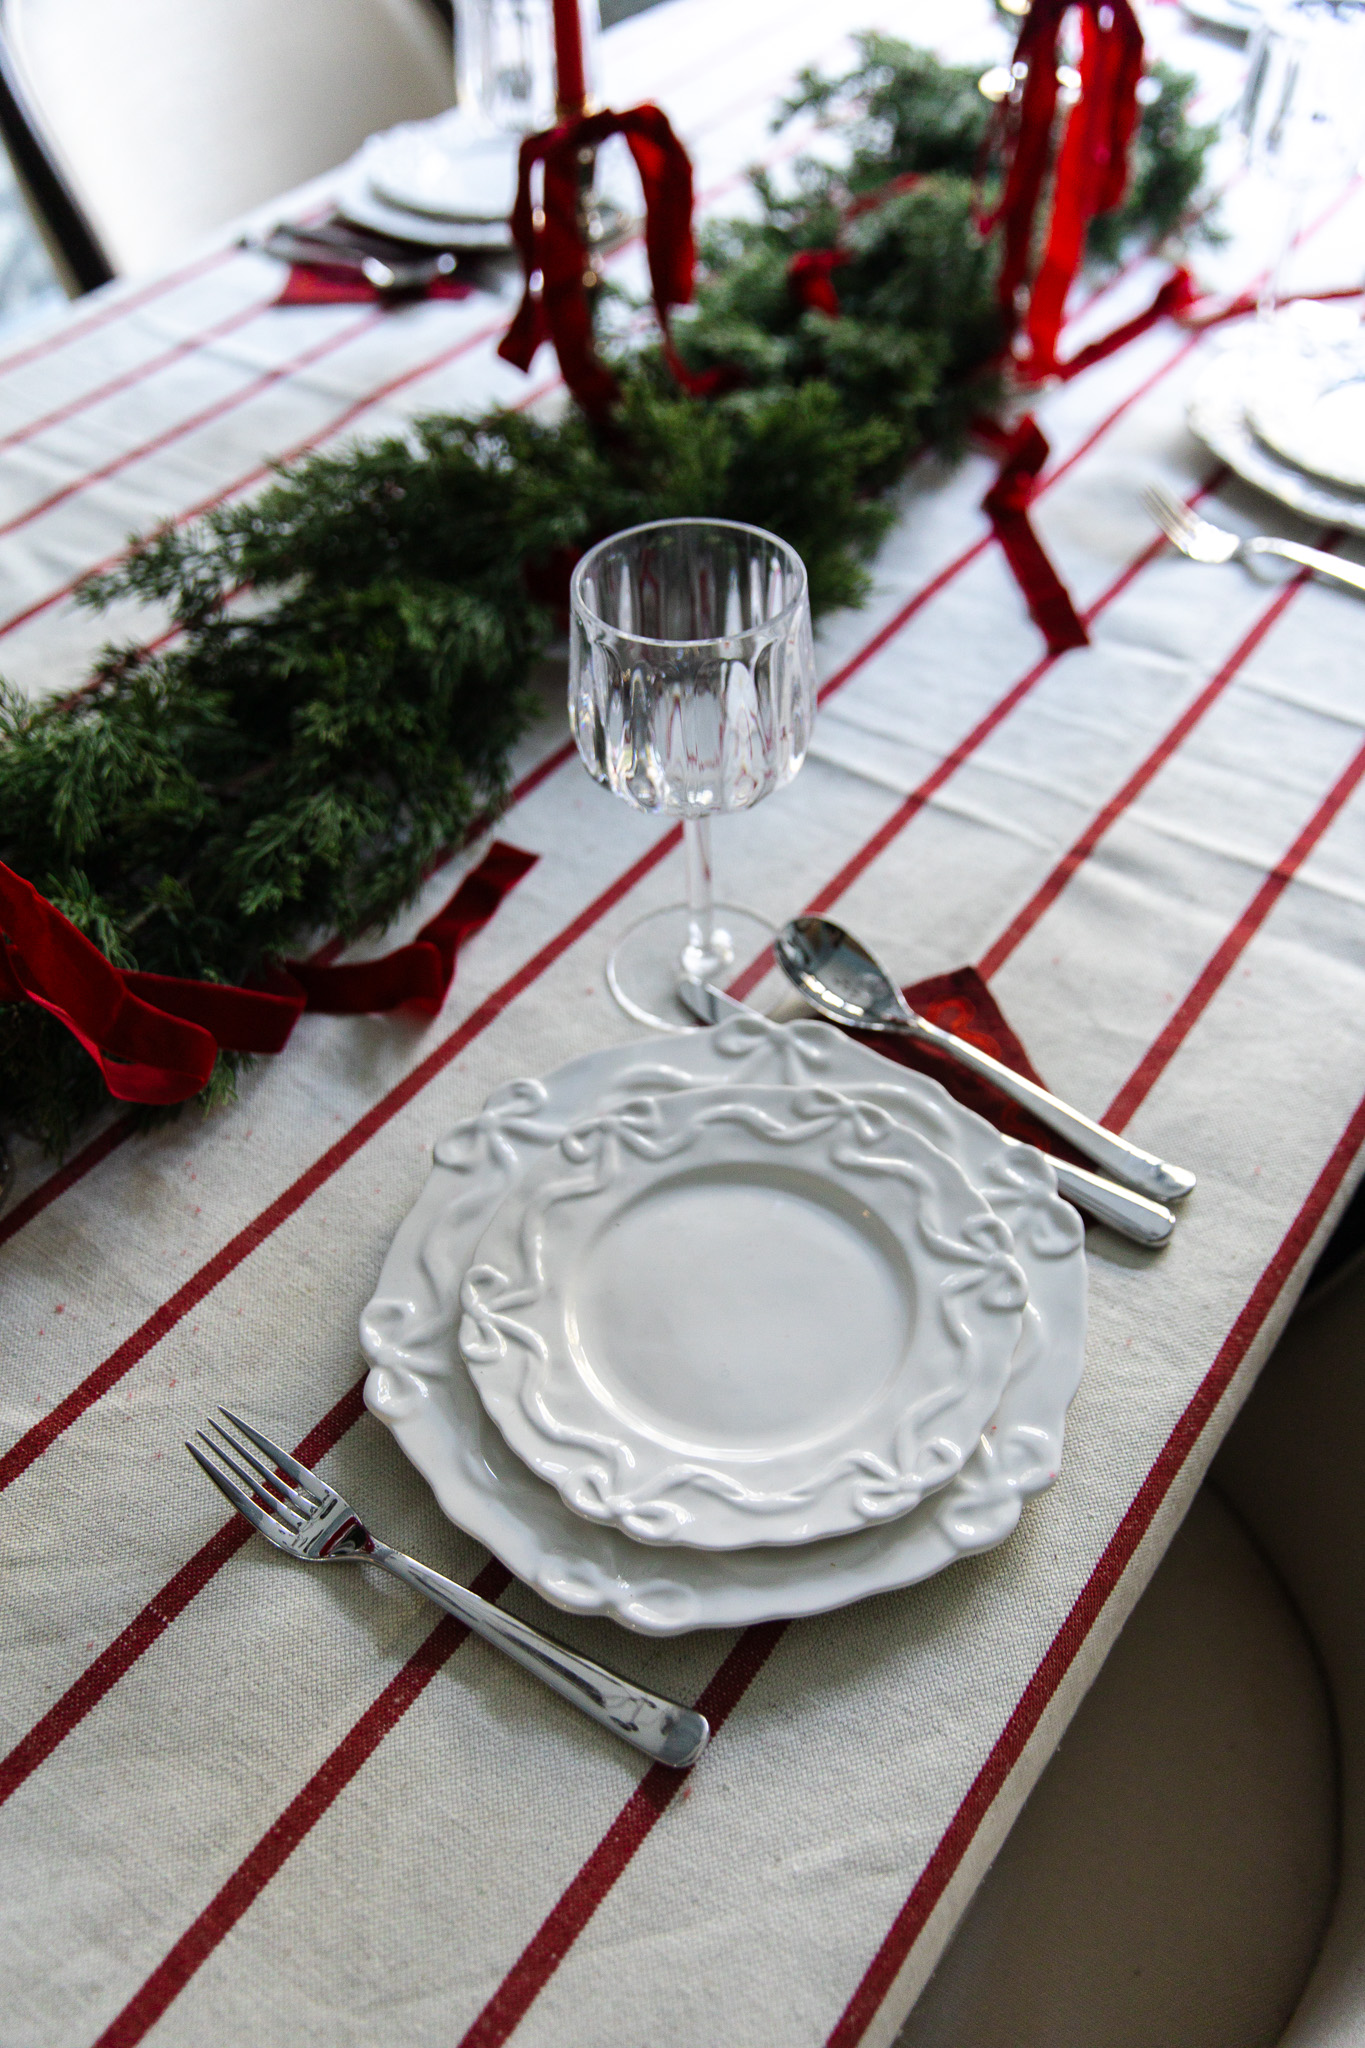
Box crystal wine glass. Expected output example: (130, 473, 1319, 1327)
(1239, 0, 1365, 315)
(569, 518, 816, 1031)
(454, 0, 599, 133)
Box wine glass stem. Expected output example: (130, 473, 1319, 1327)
(1260, 184, 1304, 321)
(680, 817, 732, 982)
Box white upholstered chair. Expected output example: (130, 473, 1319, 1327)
(0, 0, 455, 287)
(895, 1243, 1365, 2048)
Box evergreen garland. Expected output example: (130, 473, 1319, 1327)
(0, 37, 1217, 1155)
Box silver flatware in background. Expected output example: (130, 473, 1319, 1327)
(1143, 482, 1365, 596)
(189, 1410, 709, 1769)
(251, 226, 459, 294)
(774, 918, 1195, 1209)
(677, 979, 1176, 1248)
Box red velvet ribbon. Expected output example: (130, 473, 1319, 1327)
(497, 101, 701, 413)
(786, 173, 925, 319)
(974, 413, 1089, 655)
(1053, 264, 1196, 378)
(787, 248, 849, 318)
(0, 840, 536, 1107)
(985, 0, 1144, 378)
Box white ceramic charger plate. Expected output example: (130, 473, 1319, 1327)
(1189, 327, 1365, 536)
(360, 1014, 1088, 1634)
(458, 1079, 1029, 1549)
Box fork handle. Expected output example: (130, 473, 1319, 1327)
(372, 1546, 709, 1768)
(1249, 538, 1365, 598)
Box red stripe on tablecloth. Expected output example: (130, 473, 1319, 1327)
(0, 1377, 365, 1805)
(0, 827, 678, 1495)
(823, 1091, 1365, 2047)
(90, 1558, 513, 2048)
(0, 1115, 134, 1249)
(1104, 730, 1365, 1129)
(725, 493, 1194, 1003)
(456, 1624, 787, 2048)
(975, 553, 1328, 980)
(0, 247, 238, 382)
(0, 308, 383, 548)
(0, 295, 277, 456)
(0, 310, 513, 640)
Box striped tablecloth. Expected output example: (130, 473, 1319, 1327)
(6, 4, 1365, 2043)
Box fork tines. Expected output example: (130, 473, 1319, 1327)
(187, 1409, 321, 1539)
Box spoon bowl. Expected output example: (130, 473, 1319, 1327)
(777, 917, 917, 1031)
(775, 915, 1196, 1207)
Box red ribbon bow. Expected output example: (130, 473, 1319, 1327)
(0, 841, 536, 1108)
(498, 101, 702, 413)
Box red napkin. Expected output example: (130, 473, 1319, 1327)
(854, 965, 1089, 1170)
(274, 264, 474, 307)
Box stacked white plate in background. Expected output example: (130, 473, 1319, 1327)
(333, 110, 520, 249)
(1191, 300, 1365, 535)
(360, 1013, 1088, 1635)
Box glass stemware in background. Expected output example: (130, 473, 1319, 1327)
(1239, 0, 1365, 314)
(453, 0, 599, 134)
(569, 518, 816, 1031)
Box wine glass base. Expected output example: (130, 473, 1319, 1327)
(605, 903, 774, 1032)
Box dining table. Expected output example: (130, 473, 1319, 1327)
(6, 0, 1365, 2042)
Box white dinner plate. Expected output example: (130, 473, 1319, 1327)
(458, 1080, 1028, 1549)
(1189, 325, 1365, 537)
(360, 1014, 1088, 1634)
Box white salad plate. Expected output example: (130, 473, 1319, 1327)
(360, 1014, 1088, 1634)
(332, 147, 514, 250)
(1189, 324, 1365, 537)
(364, 113, 520, 224)
(458, 1079, 1028, 1549)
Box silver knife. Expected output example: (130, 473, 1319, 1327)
(677, 978, 1175, 1248)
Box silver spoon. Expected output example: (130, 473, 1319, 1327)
(678, 979, 1175, 1248)
(775, 917, 1196, 1208)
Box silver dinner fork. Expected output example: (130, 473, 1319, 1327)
(188, 1411, 709, 1769)
(1142, 482, 1365, 597)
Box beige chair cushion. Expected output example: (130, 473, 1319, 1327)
(7, 0, 453, 274)
(896, 1485, 1336, 2048)
(1215, 1251, 1365, 2048)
